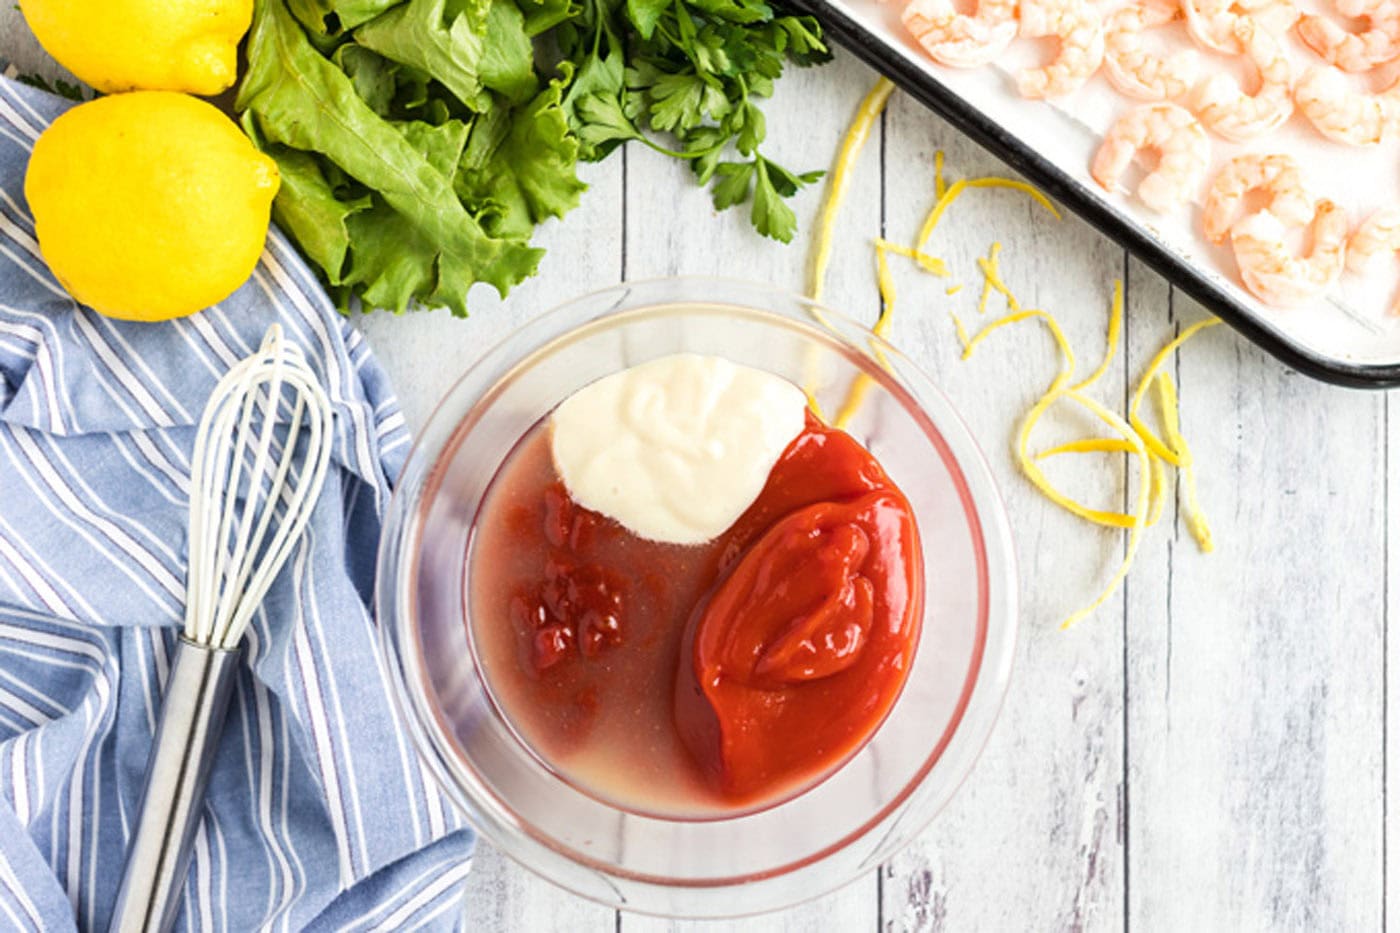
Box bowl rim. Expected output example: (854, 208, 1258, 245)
(375, 275, 1020, 916)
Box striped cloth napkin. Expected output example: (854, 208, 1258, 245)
(0, 76, 473, 930)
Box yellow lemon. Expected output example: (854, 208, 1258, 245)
(19, 0, 252, 95)
(25, 92, 280, 322)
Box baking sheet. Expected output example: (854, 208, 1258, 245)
(797, 0, 1400, 385)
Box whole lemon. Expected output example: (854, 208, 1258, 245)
(25, 92, 280, 322)
(20, 0, 252, 95)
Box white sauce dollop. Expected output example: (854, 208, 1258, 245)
(549, 354, 808, 545)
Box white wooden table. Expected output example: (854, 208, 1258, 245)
(5, 15, 1395, 930)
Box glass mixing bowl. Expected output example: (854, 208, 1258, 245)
(375, 277, 1017, 918)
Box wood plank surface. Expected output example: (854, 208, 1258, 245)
(1121, 264, 1388, 930)
(0, 9, 1395, 930)
(874, 86, 1128, 933)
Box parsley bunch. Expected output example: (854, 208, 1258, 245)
(234, 0, 828, 316)
(557, 0, 830, 242)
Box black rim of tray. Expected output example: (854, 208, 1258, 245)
(794, 0, 1400, 389)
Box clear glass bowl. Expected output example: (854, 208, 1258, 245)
(375, 278, 1018, 918)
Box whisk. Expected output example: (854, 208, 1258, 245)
(110, 325, 333, 933)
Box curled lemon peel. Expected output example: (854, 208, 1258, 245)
(950, 311, 972, 351)
(808, 78, 894, 304)
(1155, 371, 1214, 552)
(1036, 438, 1137, 457)
(976, 243, 1021, 316)
(804, 77, 894, 423)
(807, 112, 1218, 628)
(1128, 319, 1221, 466)
(1019, 404, 1139, 529)
(1071, 280, 1123, 393)
(874, 242, 897, 338)
(1146, 452, 1167, 527)
(960, 308, 1076, 377)
(834, 241, 899, 430)
(876, 237, 949, 277)
(917, 177, 1061, 253)
(964, 308, 1137, 532)
(1057, 389, 1152, 630)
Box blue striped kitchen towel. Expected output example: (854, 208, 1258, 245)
(0, 75, 474, 930)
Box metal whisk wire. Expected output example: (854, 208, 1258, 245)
(185, 326, 333, 648)
(110, 323, 334, 933)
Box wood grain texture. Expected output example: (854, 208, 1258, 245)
(0, 10, 1394, 930)
(875, 87, 1128, 933)
(1123, 271, 1385, 931)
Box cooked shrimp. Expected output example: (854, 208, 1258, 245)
(1201, 153, 1314, 242)
(1345, 207, 1400, 313)
(1182, 0, 1299, 53)
(902, 0, 1019, 67)
(1017, 0, 1106, 98)
(1190, 18, 1294, 141)
(1297, 0, 1400, 73)
(1230, 200, 1348, 306)
(1295, 66, 1398, 145)
(1346, 206, 1400, 272)
(1091, 104, 1211, 212)
(1104, 1, 1201, 100)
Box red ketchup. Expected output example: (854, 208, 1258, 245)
(472, 412, 922, 811)
(674, 415, 923, 801)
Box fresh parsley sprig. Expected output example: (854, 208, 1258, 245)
(558, 0, 830, 242)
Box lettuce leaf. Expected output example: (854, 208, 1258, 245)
(352, 0, 489, 110)
(259, 145, 371, 284)
(457, 72, 586, 240)
(237, 0, 548, 315)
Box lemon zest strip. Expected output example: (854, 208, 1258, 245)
(833, 241, 898, 430)
(1058, 389, 1152, 630)
(1014, 395, 1137, 530)
(1071, 280, 1123, 392)
(875, 237, 949, 277)
(1128, 318, 1220, 466)
(808, 78, 894, 303)
(960, 308, 1077, 386)
(874, 242, 897, 338)
(976, 243, 1021, 316)
(917, 177, 1061, 252)
(1156, 371, 1214, 552)
(950, 311, 971, 351)
(961, 301, 1152, 623)
(1036, 438, 1137, 457)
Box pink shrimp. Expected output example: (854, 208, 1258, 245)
(1347, 206, 1400, 270)
(1297, 0, 1400, 73)
(1230, 200, 1347, 306)
(1294, 66, 1399, 145)
(1091, 104, 1211, 212)
(1190, 18, 1294, 141)
(1104, 1, 1202, 100)
(1017, 0, 1106, 98)
(902, 0, 1019, 67)
(1181, 0, 1299, 53)
(1201, 153, 1315, 243)
(1345, 207, 1400, 313)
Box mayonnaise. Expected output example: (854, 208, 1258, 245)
(549, 354, 808, 545)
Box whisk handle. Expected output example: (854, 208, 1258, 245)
(109, 637, 242, 933)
